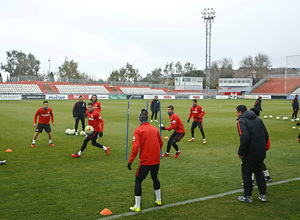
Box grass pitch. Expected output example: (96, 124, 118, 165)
(0, 99, 299, 220)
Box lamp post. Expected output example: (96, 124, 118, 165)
(285, 55, 300, 94)
(48, 58, 51, 75)
(202, 8, 216, 90)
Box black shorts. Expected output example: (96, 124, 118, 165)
(169, 132, 185, 143)
(192, 121, 203, 129)
(136, 164, 160, 180)
(36, 123, 51, 133)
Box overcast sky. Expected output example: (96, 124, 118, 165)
(0, 0, 299, 80)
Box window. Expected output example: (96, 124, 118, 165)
(237, 80, 240, 83)
(228, 80, 232, 83)
(185, 78, 191, 82)
(246, 80, 250, 83)
(224, 80, 227, 83)
(233, 80, 236, 83)
(219, 80, 224, 83)
(242, 80, 245, 83)
(192, 78, 196, 82)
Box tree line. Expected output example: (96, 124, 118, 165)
(1, 49, 276, 87)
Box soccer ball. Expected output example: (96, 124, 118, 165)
(283, 117, 288, 120)
(80, 131, 85, 136)
(276, 116, 280, 120)
(159, 124, 164, 127)
(85, 125, 94, 135)
(269, 115, 273, 119)
(296, 118, 300, 121)
(264, 115, 268, 119)
(292, 126, 296, 129)
(69, 129, 75, 135)
(65, 129, 71, 134)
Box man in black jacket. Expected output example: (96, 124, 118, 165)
(254, 96, 262, 114)
(150, 96, 160, 122)
(291, 95, 299, 122)
(236, 105, 268, 203)
(72, 96, 87, 135)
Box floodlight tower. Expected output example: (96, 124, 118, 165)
(202, 8, 215, 90)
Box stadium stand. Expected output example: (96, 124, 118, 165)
(251, 77, 300, 94)
(118, 86, 167, 95)
(0, 82, 42, 94)
(55, 84, 110, 94)
(291, 87, 300, 95)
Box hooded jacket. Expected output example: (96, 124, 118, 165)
(237, 110, 268, 160)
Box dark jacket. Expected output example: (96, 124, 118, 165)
(237, 110, 268, 160)
(292, 97, 299, 109)
(254, 98, 262, 111)
(151, 99, 160, 112)
(73, 101, 87, 118)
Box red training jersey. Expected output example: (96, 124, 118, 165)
(86, 109, 104, 132)
(34, 107, 54, 124)
(129, 123, 163, 165)
(92, 101, 101, 114)
(188, 105, 205, 122)
(165, 112, 185, 133)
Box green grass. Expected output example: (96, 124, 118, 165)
(0, 99, 299, 220)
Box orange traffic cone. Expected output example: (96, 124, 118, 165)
(6, 149, 12, 152)
(100, 208, 112, 215)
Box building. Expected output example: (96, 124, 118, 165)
(175, 77, 203, 90)
(218, 78, 252, 94)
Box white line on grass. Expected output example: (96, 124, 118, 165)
(98, 177, 300, 220)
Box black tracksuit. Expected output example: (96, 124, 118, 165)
(150, 98, 160, 120)
(237, 110, 268, 196)
(254, 98, 262, 114)
(73, 101, 87, 132)
(292, 97, 299, 119)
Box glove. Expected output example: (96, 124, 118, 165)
(127, 162, 132, 170)
(196, 117, 200, 120)
(296, 123, 300, 126)
(99, 132, 103, 137)
(187, 119, 190, 123)
(161, 127, 166, 130)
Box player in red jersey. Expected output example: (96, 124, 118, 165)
(90, 94, 101, 114)
(31, 101, 55, 147)
(160, 105, 185, 158)
(71, 102, 109, 158)
(128, 109, 163, 212)
(187, 99, 206, 144)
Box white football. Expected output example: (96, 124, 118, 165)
(264, 115, 268, 119)
(269, 115, 273, 119)
(276, 116, 280, 120)
(80, 131, 85, 136)
(292, 127, 296, 129)
(296, 118, 300, 121)
(159, 124, 164, 127)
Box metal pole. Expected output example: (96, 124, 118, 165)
(159, 101, 162, 158)
(126, 102, 130, 160)
(285, 57, 287, 94)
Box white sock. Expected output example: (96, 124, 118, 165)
(32, 140, 36, 144)
(135, 196, 141, 208)
(177, 150, 181, 153)
(78, 150, 82, 156)
(49, 139, 52, 144)
(155, 189, 161, 201)
(192, 137, 194, 139)
(251, 173, 254, 181)
(263, 170, 270, 176)
(203, 139, 206, 141)
(102, 146, 107, 151)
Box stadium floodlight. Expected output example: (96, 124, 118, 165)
(48, 58, 51, 75)
(285, 55, 300, 94)
(202, 8, 216, 90)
